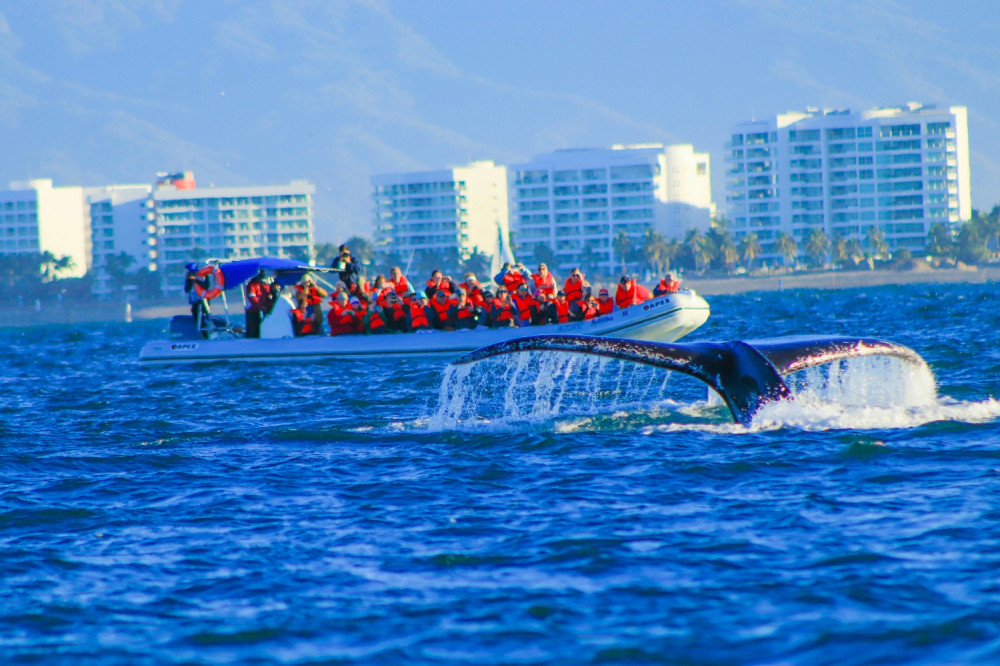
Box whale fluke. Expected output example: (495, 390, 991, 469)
(453, 335, 927, 425)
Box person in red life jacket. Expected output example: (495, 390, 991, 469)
(615, 275, 652, 309)
(428, 289, 456, 331)
(461, 273, 486, 307)
(327, 292, 358, 336)
(531, 263, 558, 299)
(488, 289, 517, 328)
(295, 275, 329, 334)
(382, 291, 409, 332)
(362, 302, 390, 334)
(493, 262, 530, 294)
(424, 270, 455, 299)
(388, 266, 414, 301)
(450, 289, 481, 330)
(596, 288, 615, 315)
(653, 272, 681, 296)
(563, 268, 592, 303)
(547, 290, 572, 324)
(370, 274, 393, 307)
(244, 269, 275, 338)
(572, 293, 601, 321)
(408, 293, 433, 331)
(291, 292, 316, 336)
(510, 283, 539, 327)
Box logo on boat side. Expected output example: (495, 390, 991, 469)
(171, 343, 198, 351)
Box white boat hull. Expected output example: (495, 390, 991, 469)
(139, 291, 710, 364)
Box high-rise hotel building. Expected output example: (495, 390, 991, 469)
(509, 144, 713, 274)
(151, 172, 315, 293)
(725, 103, 971, 256)
(0, 179, 92, 278)
(371, 160, 510, 266)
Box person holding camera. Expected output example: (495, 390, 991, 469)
(615, 275, 652, 309)
(332, 244, 361, 291)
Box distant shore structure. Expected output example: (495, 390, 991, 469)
(509, 144, 713, 274)
(0, 173, 316, 297)
(371, 160, 511, 272)
(725, 102, 971, 260)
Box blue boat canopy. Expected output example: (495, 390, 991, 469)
(219, 257, 325, 290)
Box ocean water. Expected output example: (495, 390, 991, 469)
(3, 281, 1000, 665)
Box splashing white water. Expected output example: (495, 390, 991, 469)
(424, 350, 998, 433)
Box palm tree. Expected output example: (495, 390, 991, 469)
(531, 242, 557, 269)
(830, 234, 847, 267)
(926, 222, 954, 259)
(865, 225, 888, 258)
(640, 229, 668, 274)
(682, 229, 711, 273)
(774, 231, 798, 269)
(803, 228, 831, 268)
(462, 246, 492, 278)
(613, 231, 633, 275)
(844, 238, 864, 265)
(739, 233, 762, 271)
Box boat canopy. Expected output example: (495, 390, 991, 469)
(219, 257, 328, 290)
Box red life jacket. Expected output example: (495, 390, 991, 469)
(531, 273, 556, 297)
(598, 297, 614, 315)
(328, 303, 359, 335)
(409, 302, 430, 329)
(503, 271, 526, 293)
(387, 303, 407, 325)
(296, 284, 323, 306)
(246, 281, 269, 307)
(577, 299, 599, 320)
(564, 278, 584, 303)
(553, 299, 570, 324)
(653, 278, 680, 296)
(511, 293, 536, 322)
(293, 308, 315, 334)
(366, 309, 386, 332)
(426, 279, 453, 297)
(455, 303, 476, 321)
(392, 276, 412, 297)
(430, 298, 452, 326)
(616, 281, 650, 308)
(491, 298, 515, 322)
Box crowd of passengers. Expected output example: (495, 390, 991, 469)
(245, 244, 682, 337)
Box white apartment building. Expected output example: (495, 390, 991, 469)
(89, 184, 155, 298)
(509, 144, 712, 275)
(371, 160, 510, 267)
(0, 179, 91, 278)
(725, 103, 971, 257)
(153, 173, 315, 293)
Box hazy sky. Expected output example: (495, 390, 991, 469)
(1, 0, 998, 242)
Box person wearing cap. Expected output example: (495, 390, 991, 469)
(615, 275, 651, 309)
(596, 287, 614, 315)
(487, 288, 516, 328)
(407, 293, 432, 331)
(531, 262, 557, 299)
(563, 267, 591, 303)
(510, 283, 539, 327)
(653, 273, 681, 296)
(333, 243, 362, 291)
(183, 262, 212, 336)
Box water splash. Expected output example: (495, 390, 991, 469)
(425, 349, 996, 434)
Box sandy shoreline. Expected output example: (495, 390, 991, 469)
(4, 266, 999, 328)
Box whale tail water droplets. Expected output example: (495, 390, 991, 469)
(446, 335, 935, 428)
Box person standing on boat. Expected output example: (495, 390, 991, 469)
(615, 275, 651, 309)
(333, 244, 361, 292)
(531, 263, 558, 299)
(494, 262, 530, 294)
(183, 262, 211, 337)
(653, 273, 681, 296)
(244, 269, 274, 338)
(296, 275, 328, 334)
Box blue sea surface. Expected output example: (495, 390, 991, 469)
(3, 282, 1000, 665)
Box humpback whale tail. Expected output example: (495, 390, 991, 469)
(453, 335, 929, 426)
